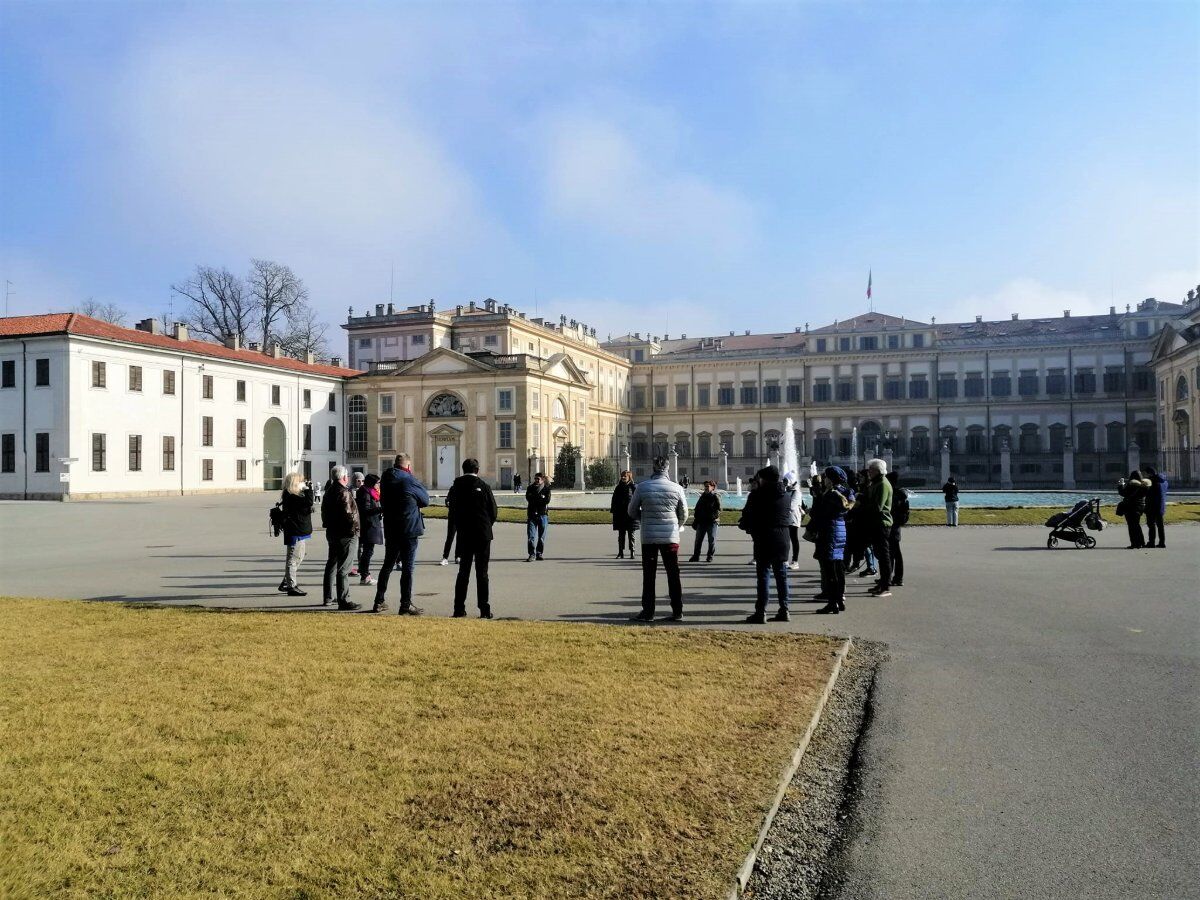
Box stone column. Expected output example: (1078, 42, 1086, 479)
(1127, 441, 1140, 476)
(1000, 440, 1013, 489)
(721, 447, 730, 490)
(940, 439, 951, 485)
(575, 452, 585, 491)
(1062, 438, 1076, 489)
(882, 447, 894, 475)
(670, 447, 680, 482)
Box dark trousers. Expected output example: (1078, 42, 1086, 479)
(690, 522, 717, 560)
(374, 535, 420, 608)
(755, 558, 789, 614)
(889, 527, 903, 584)
(617, 527, 637, 555)
(527, 515, 548, 557)
(641, 543, 682, 616)
(872, 526, 892, 589)
(1124, 513, 1145, 548)
(1145, 512, 1165, 547)
(358, 541, 376, 578)
(788, 525, 800, 563)
(820, 558, 846, 600)
(323, 534, 355, 604)
(454, 539, 491, 614)
(442, 520, 457, 560)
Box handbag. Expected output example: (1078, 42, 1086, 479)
(801, 526, 818, 543)
(1115, 499, 1126, 517)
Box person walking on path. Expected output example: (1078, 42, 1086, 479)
(628, 456, 688, 622)
(786, 478, 803, 570)
(440, 490, 459, 567)
(512, 472, 522, 494)
(688, 480, 722, 562)
(354, 473, 384, 585)
(942, 476, 960, 526)
(525, 473, 552, 561)
(738, 465, 792, 623)
(610, 470, 638, 559)
(374, 453, 429, 614)
(1143, 465, 1168, 548)
(1117, 470, 1152, 549)
(447, 458, 498, 618)
(811, 466, 854, 614)
(863, 458, 894, 598)
(278, 472, 315, 597)
(886, 471, 909, 587)
(321, 466, 361, 610)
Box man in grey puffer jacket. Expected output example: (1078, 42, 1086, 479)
(628, 457, 689, 622)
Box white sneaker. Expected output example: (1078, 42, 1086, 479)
(788, 561, 800, 570)
(439, 558, 449, 566)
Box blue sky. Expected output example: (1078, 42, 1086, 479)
(1, 0, 1196, 343)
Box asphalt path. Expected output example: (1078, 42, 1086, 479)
(1, 494, 1196, 898)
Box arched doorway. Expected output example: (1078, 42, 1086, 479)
(263, 417, 286, 491)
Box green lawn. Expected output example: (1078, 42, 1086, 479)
(0, 599, 841, 900)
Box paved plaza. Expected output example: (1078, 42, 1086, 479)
(2, 493, 1198, 898)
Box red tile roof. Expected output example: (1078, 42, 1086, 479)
(0, 313, 360, 378)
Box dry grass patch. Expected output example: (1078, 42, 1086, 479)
(0, 599, 841, 900)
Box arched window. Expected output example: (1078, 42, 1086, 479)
(742, 431, 758, 458)
(1076, 422, 1096, 453)
(1048, 423, 1067, 453)
(1177, 375, 1189, 401)
(1019, 423, 1040, 454)
(552, 398, 567, 420)
(992, 424, 1012, 454)
(940, 425, 958, 453)
(910, 426, 930, 462)
(719, 430, 735, 455)
(674, 431, 692, 457)
(1133, 420, 1156, 452)
(697, 432, 712, 457)
(813, 429, 832, 463)
(1105, 421, 1125, 452)
(965, 425, 986, 454)
(348, 395, 368, 454)
(427, 392, 465, 417)
(631, 433, 648, 459)
(653, 433, 670, 457)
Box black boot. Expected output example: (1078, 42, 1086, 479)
(744, 612, 766, 624)
(815, 602, 840, 614)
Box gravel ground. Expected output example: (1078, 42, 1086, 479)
(746, 639, 886, 900)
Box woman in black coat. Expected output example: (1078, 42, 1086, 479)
(738, 466, 792, 623)
(1117, 470, 1151, 549)
(279, 472, 315, 596)
(610, 470, 638, 559)
(355, 473, 385, 584)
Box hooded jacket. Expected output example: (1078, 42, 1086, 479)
(628, 472, 688, 545)
(447, 473, 499, 542)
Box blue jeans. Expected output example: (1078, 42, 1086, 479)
(864, 545, 876, 570)
(374, 535, 420, 608)
(945, 502, 959, 526)
(755, 558, 789, 614)
(527, 515, 548, 557)
(691, 522, 718, 559)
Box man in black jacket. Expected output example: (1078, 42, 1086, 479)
(525, 472, 552, 561)
(738, 466, 792, 623)
(447, 459, 499, 618)
(321, 465, 361, 610)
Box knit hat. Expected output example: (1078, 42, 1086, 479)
(824, 465, 848, 484)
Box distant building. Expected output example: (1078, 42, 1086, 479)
(1150, 289, 1200, 484)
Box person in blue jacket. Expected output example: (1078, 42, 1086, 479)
(373, 452, 430, 615)
(810, 466, 855, 615)
(1143, 465, 1168, 548)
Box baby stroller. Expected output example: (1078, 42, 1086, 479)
(1045, 498, 1104, 549)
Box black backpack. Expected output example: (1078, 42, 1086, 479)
(894, 490, 911, 527)
(269, 502, 285, 536)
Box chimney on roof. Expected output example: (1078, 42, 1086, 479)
(387, 302, 395, 314)
(248, 341, 260, 351)
(224, 334, 242, 351)
(304, 350, 315, 364)
(634, 331, 640, 339)
(485, 298, 497, 312)
(135, 318, 163, 335)
(376, 304, 384, 316)
(663, 333, 668, 340)
(1110, 305, 1117, 315)
(744, 329, 750, 335)
(172, 323, 189, 341)
(456, 305, 463, 316)
(682, 333, 687, 339)
(1011, 313, 1019, 321)
(729, 331, 734, 336)
(330, 356, 342, 367)
(270, 342, 283, 359)
(975, 315, 982, 323)
(1063, 309, 1071, 318)
(469, 300, 476, 311)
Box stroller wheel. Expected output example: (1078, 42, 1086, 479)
(1047, 535, 1058, 549)
(1083, 535, 1097, 549)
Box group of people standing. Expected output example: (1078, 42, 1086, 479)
(1116, 466, 1170, 549)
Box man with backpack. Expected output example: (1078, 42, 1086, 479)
(446, 458, 499, 618)
(886, 470, 909, 587)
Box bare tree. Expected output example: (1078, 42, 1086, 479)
(171, 266, 254, 344)
(278, 304, 330, 361)
(75, 298, 128, 326)
(248, 259, 308, 348)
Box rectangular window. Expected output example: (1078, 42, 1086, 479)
(202, 374, 214, 399)
(1044, 369, 1065, 395)
(92, 361, 106, 388)
(698, 434, 711, 457)
(839, 337, 851, 352)
(741, 385, 758, 405)
(654, 387, 667, 408)
(237, 459, 247, 481)
(813, 381, 831, 403)
(1, 360, 14, 388)
(92, 433, 106, 471)
(380, 393, 395, 415)
(484, 334, 499, 346)
(964, 374, 984, 398)
(742, 433, 756, 457)
(381, 424, 394, 451)
(299, 388, 310, 408)
(412, 334, 425, 345)
(885, 377, 903, 400)
(128, 365, 142, 392)
(303, 424, 312, 451)
(328, 392, 336, 411)
(816, 338, 827, 352)
(717, 386, 735, 406)
(1133, 367, 1153, 392)
(498, 389, 514, 412)
(634, 349, 645, 362)
(202, 459, 213, 481)
(862, 377, 877, 401)
(1, 433, 14, 472)
(1103, 368, 1126, 393)
(697, 385, 711, 407)
(859, 336, 878, 351)
(127, 434, 141, 472)
(532, 391, 540, 412)
(938, 377, 958, 399)
(236, 418, 247, 448)
(909, 376, 929, 399)
(676, 385, 689, 408)
(162, 435, 175, 471)
(991, 372, 1012, 396)
(836, 380, 855, 402)
(271, 385, 281, 405)
(35, 358, 50, 386)
(201, 416, 213, 447)
(1136, 321, 1149, 337)
(887, 335, 900, 349)
(163, 369, 176, 395)
(359, 337, 371, 349)
(763, 384, 781, 404)
(237, 380, 247, 402)
(499, 421, 514, 448)
(631, 387, 646, 409)
(786, 381, 802, 403)
(1018, 370, 1039, 396)
(328, 426, 337, 452)
(912, 333, 926, 348)
(35, 433, 49, 472)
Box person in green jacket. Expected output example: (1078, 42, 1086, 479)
(863, 458, 894, 597)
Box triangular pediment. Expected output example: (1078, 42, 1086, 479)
(542, 352, 591, 386)
(397, 347, 497, 376)
(428, 423, 464, 438)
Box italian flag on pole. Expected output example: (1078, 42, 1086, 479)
(867, 269, 872, 300)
